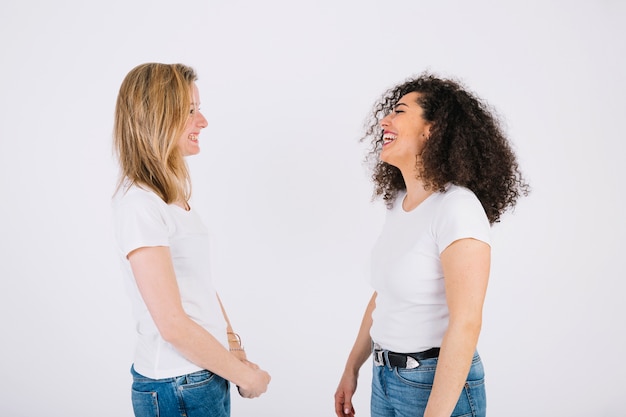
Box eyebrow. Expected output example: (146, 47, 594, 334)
(394, 102, 409, 108)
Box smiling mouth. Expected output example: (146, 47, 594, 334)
(382, 132, 397, 146)
(189, 134, 198, 142)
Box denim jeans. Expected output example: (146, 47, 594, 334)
(371, 352, 486, 417)
(130, 365, 230, 417)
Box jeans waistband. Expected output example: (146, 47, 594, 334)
(373, 344, 440, 369)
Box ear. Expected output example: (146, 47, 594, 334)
(424, 123, 433, 139)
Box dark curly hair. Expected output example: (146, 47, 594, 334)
(363, 72, 529, 224)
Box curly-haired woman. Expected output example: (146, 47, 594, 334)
(334, 73, 528, 417)
(112, 63, 270, 417)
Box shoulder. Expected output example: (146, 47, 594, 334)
(432, 185, 489, 230)
(432, 185, 491, 251)
(111, 185, 174, 254)
(437, 184, 484, 213)
(441, 184, 479, 201)
(113, 184, 164, 210)
(112, 184, 171, 224)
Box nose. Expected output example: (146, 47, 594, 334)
(380, 113, 391, 128)
(196, 111, 208, 129)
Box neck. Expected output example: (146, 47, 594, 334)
(401, 170, 433, 212)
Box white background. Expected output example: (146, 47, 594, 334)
(1, 1, 624, 416)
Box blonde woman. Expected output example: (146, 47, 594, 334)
(112, 63, 270, 417)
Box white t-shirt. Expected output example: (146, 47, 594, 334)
(369, 184, 491, 353)
(112, 184, 228, 379)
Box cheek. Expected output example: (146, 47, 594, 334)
(180, 125, 193, 140)
(400, 137, 421, 152)
(177, 132, 190, 150)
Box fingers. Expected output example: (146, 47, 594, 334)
(237, 386, 253, 399)
(334, 392, 343, 416)
(237, 368, 271, 399)
(334, 373, 358, 417)
(334, 390, 355, 417)
(238, 385, 260, 399)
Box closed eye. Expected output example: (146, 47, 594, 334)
(393, 103, 407, 114)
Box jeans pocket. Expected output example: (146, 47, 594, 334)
(450, 378, 486, 417)
(394, 364, 436, 388)
(179, 373, 230, 417)
(131, 389, 158, 417)
(181, 370, 217, 388)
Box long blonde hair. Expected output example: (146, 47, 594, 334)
(114, 63, 197, 203)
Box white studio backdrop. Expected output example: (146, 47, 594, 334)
(0, 0, 624, 416)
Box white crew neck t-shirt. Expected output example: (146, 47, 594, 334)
(112, 185, 227, 379)
(369, 184, 491, 353)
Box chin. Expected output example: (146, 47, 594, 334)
(188, 146, 201, 156)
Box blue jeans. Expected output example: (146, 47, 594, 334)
(130, 365, 230, 417)
(371, 352, 486, 417)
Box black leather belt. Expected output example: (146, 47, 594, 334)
(373, 347, 440, 369)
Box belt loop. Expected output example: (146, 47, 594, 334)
(383, 350, 392, 370)
(374, 349, 383, 366)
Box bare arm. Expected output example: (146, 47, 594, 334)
(334, 292, 377, 417)
(424, 238, 490, 417)
(217, 293, 266, 397)
(128, 246, 271, 398)
(217, 294, 248, 362)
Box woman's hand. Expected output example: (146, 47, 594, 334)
(334, 371, 357, 417)
(334, 292, 377, 417)
(237, 365, 271, 398)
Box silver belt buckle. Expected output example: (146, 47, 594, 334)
(405, 356, 420, 369)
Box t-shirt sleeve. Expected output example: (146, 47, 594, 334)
(113, 192, 172, 258)
(433, 189, 491, 255)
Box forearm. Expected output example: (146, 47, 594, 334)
(216, 294, 247, 361)
(344, 292, 377, 375)
(424, 321, 481, 417)
(335, 293, 377, 417)
(344, 331, 372, 377)
(164, 316, 257, 389)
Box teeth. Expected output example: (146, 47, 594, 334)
(382, 133, 397, 143)
(189, 134, 198, 141)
